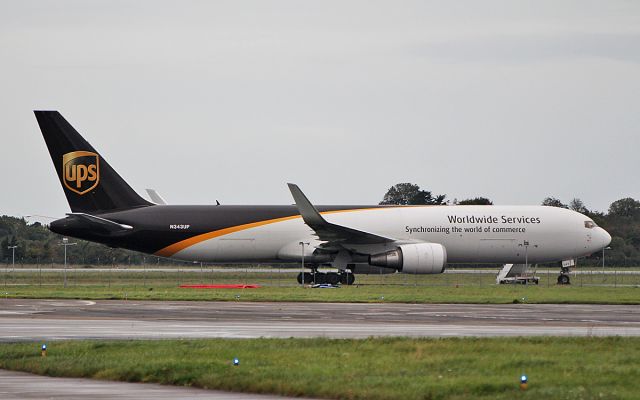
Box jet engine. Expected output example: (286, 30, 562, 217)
(369, 243, 447, 274)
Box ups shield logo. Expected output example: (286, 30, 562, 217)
(62, 151, 100, 195)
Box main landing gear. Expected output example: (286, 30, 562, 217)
(557, 266, 571, 285)
(296, 270, 356, 285)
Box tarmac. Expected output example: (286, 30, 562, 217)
(0, 369, 313, 399)
(2, 299, 639, 398)
(2, 299, 640, 341)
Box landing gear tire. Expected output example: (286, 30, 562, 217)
(313, 272, 326, 285)
(326, 272, 340, 285)
(305, 272, 314, 284)
(340, 273, 355, 285)
(302, 271, 356, 285)
(557, 274, 570, 285)
(296, 272, 314, 284)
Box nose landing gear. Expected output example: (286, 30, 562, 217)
(557, 266, 571, 285)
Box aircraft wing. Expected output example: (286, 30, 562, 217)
(287, 183, 395, 245)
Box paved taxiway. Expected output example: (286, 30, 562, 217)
(1, 299, 640, 340)
(0, 369, 312, 400)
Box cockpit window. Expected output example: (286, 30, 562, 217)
(584, 220, 597, 229)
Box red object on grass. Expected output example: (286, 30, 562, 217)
(179, 284, 261, 289)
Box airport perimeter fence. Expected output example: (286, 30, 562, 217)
(3, 262, 640, 288)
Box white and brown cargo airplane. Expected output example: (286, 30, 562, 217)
(36, 111, 611, 285)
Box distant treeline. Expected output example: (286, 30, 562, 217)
(586, 201, 640, 266)
(0, 216, 169, 266)
(2, 187, 639, 266)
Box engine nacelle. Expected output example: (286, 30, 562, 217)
(369, 243, 447, 274)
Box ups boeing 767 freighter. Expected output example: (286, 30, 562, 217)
(35, 111, 611, 285)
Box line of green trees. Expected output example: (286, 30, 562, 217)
(2, 183, 639, 266)
(0, 216, 162, 266)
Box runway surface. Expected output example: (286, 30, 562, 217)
(2, 299, 640, 340)
(0, 369, 312, 399)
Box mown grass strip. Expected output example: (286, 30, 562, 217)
(3, 283, 640, 304)
(1, 337, 638, 399)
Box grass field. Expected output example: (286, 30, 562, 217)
(2, 266, 640, 304)
(3, 268, 638, 399)
(1, 337, 638, 399)
(3, 282, 640, 304)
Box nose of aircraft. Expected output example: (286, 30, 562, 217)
(596, 227, 612, 249)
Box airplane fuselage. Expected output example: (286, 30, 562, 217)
(50, 204, 611, 266)
(36, 111, 612, 275)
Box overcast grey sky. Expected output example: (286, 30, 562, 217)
(1, 0, 639, 220)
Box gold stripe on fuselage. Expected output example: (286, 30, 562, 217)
(154, 207, 414, 257)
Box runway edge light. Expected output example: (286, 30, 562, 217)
(41, 344, 47, 357)
(233, 358, 240, 366)
(520, 374, 528, 390)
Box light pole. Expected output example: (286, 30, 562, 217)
(59, 238, 77, 288)
(143, 256, 146, 287)
(299, 241, 309, 287)
(7, 245, 17, 270)
(6, 245, 17, 287)
(602, 246, 611, 274)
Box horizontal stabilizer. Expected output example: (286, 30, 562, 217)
(145, 188, 168, 205)
(66, 212, 133, 232)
